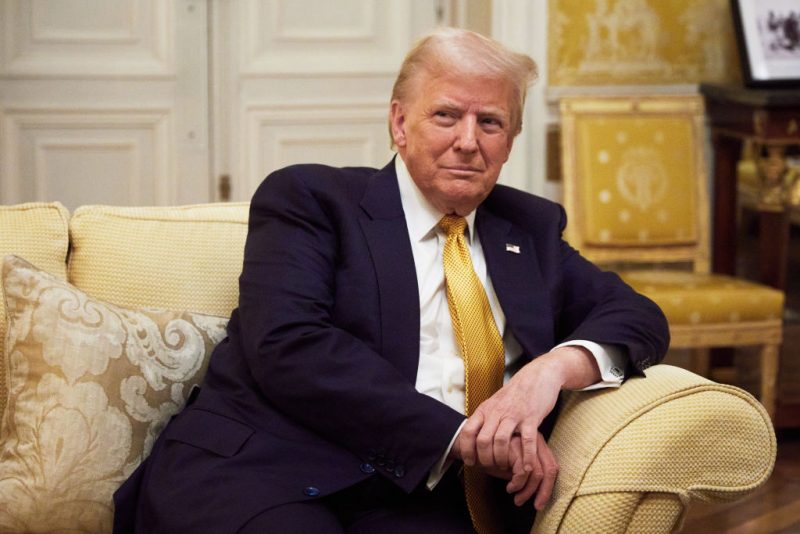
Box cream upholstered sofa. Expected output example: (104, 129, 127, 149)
(0, 202, 777, 533)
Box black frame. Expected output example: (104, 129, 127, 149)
(731, 0, 800, 88)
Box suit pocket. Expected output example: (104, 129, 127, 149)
(164, 409, 254, 457)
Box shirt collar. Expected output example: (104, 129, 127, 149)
(395, 155, 477, 243)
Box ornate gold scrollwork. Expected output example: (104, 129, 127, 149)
(755, 143, 800, 212)
(791, 170, 800, 207)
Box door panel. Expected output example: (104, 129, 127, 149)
(215, 0, 441, 200)
(0, 0, 208, 210)
(0, 0, 443, 208)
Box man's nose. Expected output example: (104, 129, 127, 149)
(453, 117, 478, 153)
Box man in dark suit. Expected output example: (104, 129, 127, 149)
(114, 28, 668, 533)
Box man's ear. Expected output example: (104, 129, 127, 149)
(390, 100, 407, 148)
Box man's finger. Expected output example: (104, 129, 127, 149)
(519, 420, 538, 473)
(534, 433, 559, 511)
(513, 453, 542, 506)
(506, 438, 528, 493)
(492, 418, 517, 470)
(475, 417, 500, 467)
(459, 412, 483, 466)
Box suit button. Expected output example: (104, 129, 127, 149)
(360, 463, 375, 474)
(393, 466, 406, 478)
(385, 461, 395, 471)
(367, 449, 377, 461)
(303, 486, 320, 497)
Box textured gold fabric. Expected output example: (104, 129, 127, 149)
(0, 202, 70, 420)
(532, 365, 776, 533)
(0, 256, 227, 532)
(68, 203, 249, 316)
(439, 215, 504, 534)
(621, 270, 784, 325)
(548, 1, 740, 87)
(625, 493, 684, 533)
(574, 116, 697, 246)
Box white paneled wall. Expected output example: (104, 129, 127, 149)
(0, 0, 205, 209)
(3, 0, 173, 77)
(218, 0, 439, 200)
(0, 0, 552, 207)
(1, 108, 171, 205)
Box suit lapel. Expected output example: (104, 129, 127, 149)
(359, 162, 421, 383)
(477, 207, 553, 358)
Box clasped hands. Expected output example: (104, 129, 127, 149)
(448, 346, 601, 510)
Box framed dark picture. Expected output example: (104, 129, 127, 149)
(731, 0, 800, 87)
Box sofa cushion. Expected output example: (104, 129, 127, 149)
(0, 202, 70, 420)
(0, 255, 227, 533)
(68, 203, 249, 317)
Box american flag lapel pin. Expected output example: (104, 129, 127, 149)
(505, 243, 521, 254)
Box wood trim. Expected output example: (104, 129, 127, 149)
(669, 320, 783, 348)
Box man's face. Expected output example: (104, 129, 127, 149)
(390, 72, 516, 216)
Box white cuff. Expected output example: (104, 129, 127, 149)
(426, 419, 467, 490)
(554, 340, 626, 391)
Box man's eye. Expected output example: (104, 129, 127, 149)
(433, 111, 456, 123)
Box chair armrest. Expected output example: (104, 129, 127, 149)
(532, 364, 776, 534)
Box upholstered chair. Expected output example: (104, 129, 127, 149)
(558, 95, 784, 418)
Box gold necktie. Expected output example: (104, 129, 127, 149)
(439, 215, 504, 534)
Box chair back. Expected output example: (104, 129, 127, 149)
(559, 95, 710, 272)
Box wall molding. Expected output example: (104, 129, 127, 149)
(241, 101, 390, 193)
(1, 0, 174, 78)
(239, 0, 408, 76)
(1, 107, 174, 204)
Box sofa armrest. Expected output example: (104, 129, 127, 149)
(532, 364, 776, 534)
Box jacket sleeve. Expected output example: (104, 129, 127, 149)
(553, 205, 670, 377)
(235, 167, 464, 492)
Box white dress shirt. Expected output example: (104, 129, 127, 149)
(394, 157, 626, 486)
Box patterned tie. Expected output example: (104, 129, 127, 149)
(438, 214, 505, 534)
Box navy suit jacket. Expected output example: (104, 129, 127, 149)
(114, 160, 669, 532)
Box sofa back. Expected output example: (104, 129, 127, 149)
(0, 202, 249, 419)
(68, 204, 249, 316)
(0, 203, 71, 415)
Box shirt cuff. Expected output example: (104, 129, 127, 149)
(426, 419, 467, 490)
(554, 340, 626, 391)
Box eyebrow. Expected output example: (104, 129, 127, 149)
(431, 99, 509, 118)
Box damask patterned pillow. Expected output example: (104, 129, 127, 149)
(0, 255, 228, 533)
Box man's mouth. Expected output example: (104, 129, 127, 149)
(443, 165, 482, 176)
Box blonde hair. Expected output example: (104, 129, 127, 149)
(389, 27, 538, 143)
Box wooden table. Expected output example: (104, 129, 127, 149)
(700, 83, 800, 290)
(700, 84, 800, 427)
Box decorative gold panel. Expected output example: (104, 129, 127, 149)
(549, 0, 741, 86)
(574, 115, 697, 245)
